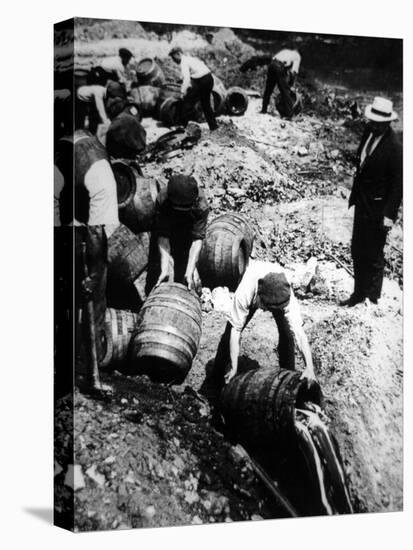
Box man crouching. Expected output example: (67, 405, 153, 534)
(214, 260, 316, 386)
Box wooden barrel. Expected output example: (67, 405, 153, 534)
(135, 58, 165, 87)
(111, 161, 160, 233)
(221, 368, 322, 451)
(198, 212, 255, 291)
(129, 86, 160, 117)
(107, 223, 149, 285)
(101, 308, 138, 369)
(158, 97, 182, 126)
(129, 283, 202, 384)
(225, 87, 249, 116)
(276, 90, 302, 118)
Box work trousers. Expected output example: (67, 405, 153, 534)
(181, 73, 218, 131)
(351, 208, 388, 303)
(213, 312, 296, 380)
(54, 226, 107, 394)
(262, 60, 295, 118)
(145, 232, 192, 295)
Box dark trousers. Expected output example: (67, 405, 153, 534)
(145, 233, 192, 295)
(351, 208, 387, 302)
(55, 226, 107, 392)
(214, 312, 296, 378)
(181, 73, 217, 131)
(262, 60, 295, 118)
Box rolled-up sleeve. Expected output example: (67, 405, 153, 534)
(228, 270, 256, 331)
(283, 291, 304, 341)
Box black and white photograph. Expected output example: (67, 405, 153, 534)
(52, 13, 403, 533)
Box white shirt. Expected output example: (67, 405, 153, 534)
(101, 56, 125, 77)
(84, 159, 119, 229)
(273, 49, 301, 74)
(360, 132, 384, 166)
(54, 136, 119, 233)
(77, 85, 109, 124)
(180, 55, 210, 92)
(228, 259, 303, 335)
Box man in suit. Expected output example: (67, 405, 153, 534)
(342, 96, 402, 306)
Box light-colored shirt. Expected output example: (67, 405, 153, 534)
(54, 134, 119, 232)
(273, 49, 301, 74)
(101, 56, 125, 79)
(84, 159, 119, 228)
(180, 55, 211, 93)
(77, 85, 109, 124)
(360, 132, 384, 166)
(228, 259, 303, 335)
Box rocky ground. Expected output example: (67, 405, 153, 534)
(55, 23, 403, 530)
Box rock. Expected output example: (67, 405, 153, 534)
(86, 465, 106, 487)
(211, 286, 233, 313)
(330, 149, 340, 159)
(184, 491, 199, 504)
(210, 494, 230, 516)
(251, 514, 264, 521)
(65, 464, 85, 491)
(297, 147, 309, 157)
(192, 515, 203, 525)
(227, 187, 246, 197)
(104, 455, 116, 465)
(143, 505, 156, 520)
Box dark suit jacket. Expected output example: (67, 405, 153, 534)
(349, 127, 402, 222)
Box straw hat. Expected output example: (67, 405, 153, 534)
(365, 96, 398, 122)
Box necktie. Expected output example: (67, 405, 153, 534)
(361, 134, 375, 167)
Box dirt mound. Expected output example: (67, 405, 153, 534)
(55, 375, 282, 531)
(308, 306, 403, 512)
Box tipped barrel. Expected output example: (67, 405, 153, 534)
(225, 87, 249, 116)
(129, 283, 202, 384)
(198, 212, 255, 290)
(221, 368, 322, 452)
(101, 308, 139, 369)
(135, 58, 165, 87)
(158, 97, 182, 126)
(129, 86, 160, 117)
(112, 161, 160, 233)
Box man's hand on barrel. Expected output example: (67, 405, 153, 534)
(300, 366, 318, 389)
(224, 364, 238, 384)
(155, 269, 171, 287)
(184, 269, 195, 291)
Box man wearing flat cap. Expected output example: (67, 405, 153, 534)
(214, 259, 316, 385)
(100, 48, 135, 87)
(342, 96, 402, 306)
(146, 174, 209, 292)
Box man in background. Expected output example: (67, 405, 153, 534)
(341, 96, 402, 307)
(100, 47, 135, 86)
(261, 47, 301, 118)
(169, 46, 218, 131)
